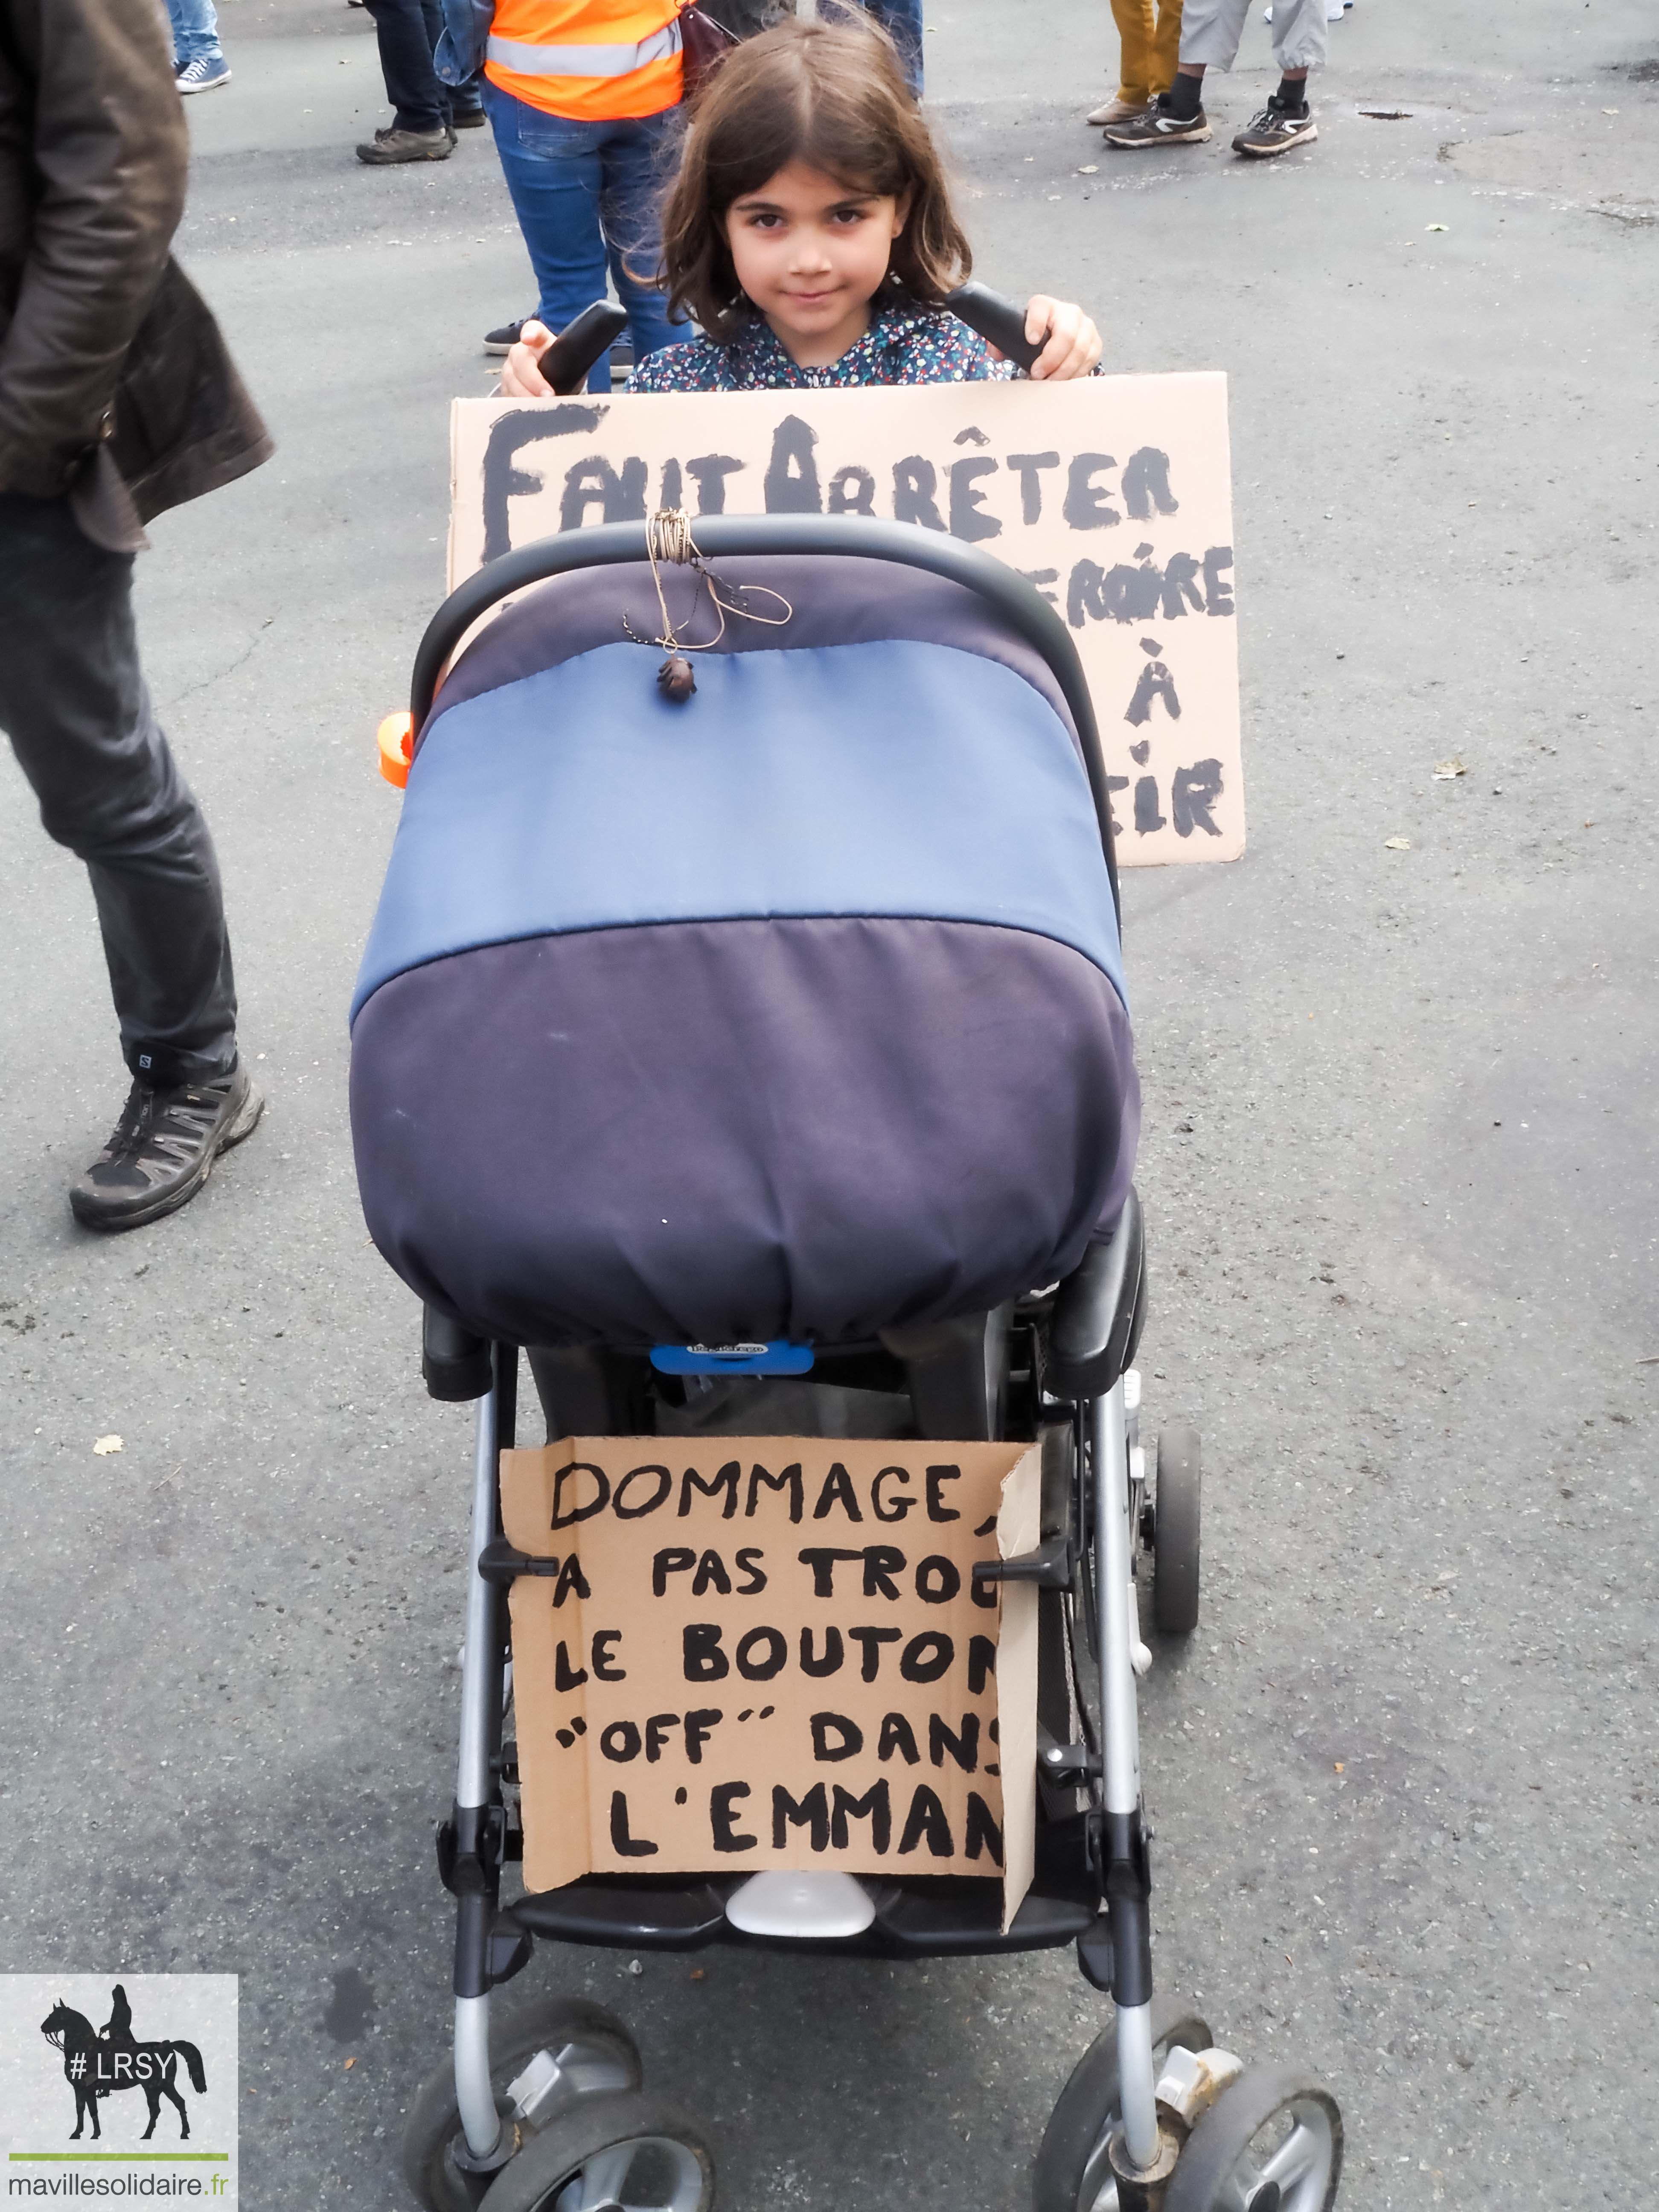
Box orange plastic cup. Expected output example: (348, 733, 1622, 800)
(378, 712, 414, 789)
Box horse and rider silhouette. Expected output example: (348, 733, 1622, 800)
(40, 1986, 207, 2141)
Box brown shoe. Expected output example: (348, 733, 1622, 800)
(356, 125, 452, 165)
(1088, 95, 1150, 125)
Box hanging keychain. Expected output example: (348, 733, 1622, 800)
(622, 509, 793, 701)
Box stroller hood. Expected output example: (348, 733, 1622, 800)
(349, 552, 1138, 1347)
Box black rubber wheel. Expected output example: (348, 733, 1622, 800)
(477, 2088, 716, 2212)
(1152, 1424, 1202, 1635)
(1164, 2066, 1343, 2212)
(402, 1997, 642, 2212)
(1033, 1996, 1212, 2212)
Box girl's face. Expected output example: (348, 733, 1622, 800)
(722, 161, 909, 367)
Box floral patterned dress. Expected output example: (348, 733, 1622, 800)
(626, 298, 1018, 393)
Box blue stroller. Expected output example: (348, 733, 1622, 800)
(349, 297, 1344, 2212)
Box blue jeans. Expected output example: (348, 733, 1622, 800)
(857, 0, 923, 93)
(166, 0, 223, 66)
(484, 87, 685, 390)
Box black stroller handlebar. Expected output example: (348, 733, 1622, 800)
(409, 514, 1121, 915)
(536, 284, 1043, 396)
(941, 282, 1045, 373)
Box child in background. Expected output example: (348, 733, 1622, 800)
(499, 13, 1100, 399)
(1089, 1, 1184, 130)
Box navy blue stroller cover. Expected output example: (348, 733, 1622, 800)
(349, 551, 1139, 1348)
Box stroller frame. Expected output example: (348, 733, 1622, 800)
(439, 1333, 1164, 2188)
(388, 515, 1333, 2209)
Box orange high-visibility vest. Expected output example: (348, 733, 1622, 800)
(486, 0, 686, 121)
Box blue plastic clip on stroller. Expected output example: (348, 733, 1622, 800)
(349, 295, 1344, 2212)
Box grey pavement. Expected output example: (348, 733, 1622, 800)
(2, 0, 1656, 2204)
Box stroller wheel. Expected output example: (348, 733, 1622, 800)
(402, 1996, 641, 2211)
(1152, 1424, 1202, 1635)
(1033, 1995, 1211, 2212)
(1163, 2066, 1343, 2212)
(476, 2088, 716, 2212)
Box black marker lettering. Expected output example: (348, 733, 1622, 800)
(481, 404, 605, 562)
(812, 1461, 864, 1521)
(746, 1460, 803, 1523)
(798, 1546, 862, 1598)
(709, 1781, 757, 1852)
(684, 454, 744, 514)
(610, 1790, 658, 1856)
(810, 1711, 864, 1761)
(877, 1711, 921, 1765)
(968, 1634, 998, 1694)
(652, 1546, 695, 1596)
(1005, 451, 1060, 525)
(848, 1625, 903, 1681)
(1173, 760, 1225, 838)
(948, 455, 1002, 543)
(763, 413, 822, 514)
(862, 1545, 905, 1600)
(964, 1793, 1004, 1866)
(929, 1712, 980, 1772)
(1122, 446, 1178, 520)
(734, 1545, 768, 1594)
(1063, 452, 1121, 530)
(831, 1778, 892, 1852)
(800, 1625, 844, 1676)
(680, 1459, 740, 1519)
(892, 456, 946, 532)
(771, 1781, 830, 1851)
(827, 464, 876, 516)
(898, 1783, 954, 1859)
(615, 1464, 672, 1519)
(559, 454, 647, 533)
(591, 1630, 625, 1682)
(925, 1466, 962, 1522)
(683, 1622, 730, 1681)
(550, 1461, 610, 1530)
(691, 1548, 732, 1598)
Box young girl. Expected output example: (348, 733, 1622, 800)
(499, 12, 1100, 399)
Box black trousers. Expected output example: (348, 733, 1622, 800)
(363, 0, 483, 135)
(0, 493, 238, 1089)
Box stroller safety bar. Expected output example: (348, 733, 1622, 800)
(409, 513, 1122, 916)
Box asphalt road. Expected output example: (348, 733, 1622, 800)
(2, 0, 1656, 2205)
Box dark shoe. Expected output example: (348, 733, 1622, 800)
(70, 1068, 265, 1233)
(356, 125, 453, 164)
(1232, 99, 1318, 157)
(484, 317, 532, 355)
(1101, 99, 1211, 147)
(451, 106, 487, 129)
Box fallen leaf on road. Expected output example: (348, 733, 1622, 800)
(93, 1435, 122, 1455)
(344, 2057, 355, 2070)
(1432, 758, 1466, 779)
(1426, 223, 1449, 233)
(1383, 836, 1412, 850)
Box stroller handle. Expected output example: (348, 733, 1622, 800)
(410, 514, 1121, 912)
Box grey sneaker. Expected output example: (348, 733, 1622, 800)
(70, 1066, 265, 1232)
(356, 125, 453, 165)
(1232, 99, 1318, 156)
(1101, 101, 1211, 148)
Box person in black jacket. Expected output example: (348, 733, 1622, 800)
(0, 0, 271, 1229)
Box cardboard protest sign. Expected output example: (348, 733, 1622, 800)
(500, 1437, 1043, 1927)
(449, 373, 1242, 864)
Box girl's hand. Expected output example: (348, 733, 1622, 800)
(1023, 295, 1101, 380)
(499, 320, 557, 398)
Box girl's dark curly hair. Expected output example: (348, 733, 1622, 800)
(661, 12, 973, 341)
